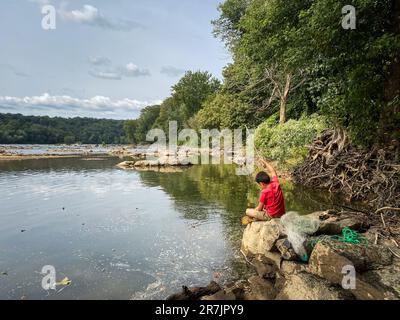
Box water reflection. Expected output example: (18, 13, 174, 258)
(0, 157, 340, 300)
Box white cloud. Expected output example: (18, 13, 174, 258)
(122, 62, 150, 77)
(89, 70, 122, 80)
(59, 4, 143, 31)
(0, 93, 160, 117)
(88, 61, 150, 80)
(160, 66, 186, 77)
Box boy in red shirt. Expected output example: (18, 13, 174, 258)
(245, 160, 286, 221)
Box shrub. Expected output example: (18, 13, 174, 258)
(255, 114, 327, 169)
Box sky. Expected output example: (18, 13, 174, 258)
(0, 0, 231, 119)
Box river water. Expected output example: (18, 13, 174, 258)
(0, 155, 337, 300)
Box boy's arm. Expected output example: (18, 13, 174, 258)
(260, 159, 278, 178)
(255, 202, 264, 212)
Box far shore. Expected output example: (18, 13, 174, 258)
(0, 154, 88, 161)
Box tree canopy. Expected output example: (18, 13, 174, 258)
(198, 0, 400, 145)
(0, 113, 127, 144)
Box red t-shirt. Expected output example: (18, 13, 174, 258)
(259, 176, 286, 218)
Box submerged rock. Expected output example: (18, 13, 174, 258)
(117, 158, 194, 169)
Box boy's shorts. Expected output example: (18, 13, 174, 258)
(254, 211, 272, 221)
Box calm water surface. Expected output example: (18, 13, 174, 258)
(0, 156, 336, 300)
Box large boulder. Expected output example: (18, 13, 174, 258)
(309, 241, 392, 272)
(276, 273, 353, 300)
(307, 241, 393, 300)
(241, 220, 284, 256)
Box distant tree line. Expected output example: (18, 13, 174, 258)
(0, 113, 127, 144)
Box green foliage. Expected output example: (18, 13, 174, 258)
(0, 113, 127, 144)
(212, 0, 250, 49)
(126, 71, 221, 143)
(212, 0, 400, 146)
(123, 0, 399, 148)
(255, 114, 327, 169)
(194, 93, 258, 129)
(133, 105, 161, 142)
(123, 120, 138, 144)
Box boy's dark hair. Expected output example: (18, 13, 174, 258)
(255, 171, 271, 184)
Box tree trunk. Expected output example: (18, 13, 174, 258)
(279, 74, 292, 124)
(279, 97, 287, 124)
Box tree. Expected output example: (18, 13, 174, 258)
(123, 120, 138, 144)
(134, 105, 161, 142)
(152, 71, 221, 132)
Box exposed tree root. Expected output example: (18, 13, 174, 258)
(292, 128, 400, 242)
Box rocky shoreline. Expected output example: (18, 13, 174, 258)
(167, 210, 400, 300)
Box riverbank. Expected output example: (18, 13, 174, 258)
(168, 209, 400, 300)
(0, 144, 129, 161)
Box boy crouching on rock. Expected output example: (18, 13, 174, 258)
(245, 159, 286, 222)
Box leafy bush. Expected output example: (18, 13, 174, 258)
(255, 114, 326, 169)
